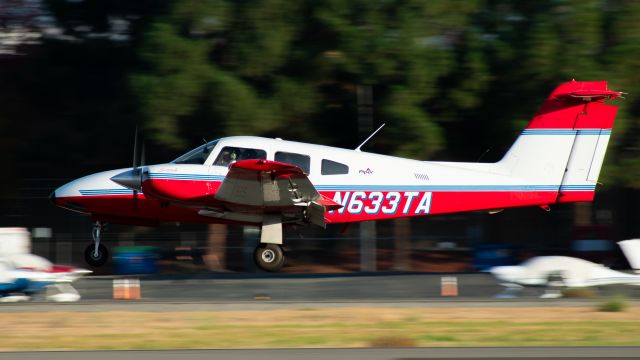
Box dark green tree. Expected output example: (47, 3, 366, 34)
(131, 0, 481, 159)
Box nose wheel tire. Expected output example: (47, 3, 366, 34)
(254, 244, 285, 272)
(84, 244, 109, 267)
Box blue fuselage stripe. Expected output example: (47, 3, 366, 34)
(521, 129, 611, 136)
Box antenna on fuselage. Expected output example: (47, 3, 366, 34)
(355, 123, 386, 152)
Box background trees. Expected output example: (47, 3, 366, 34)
(1, 0, 639, 225)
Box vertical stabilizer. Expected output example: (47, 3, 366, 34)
(618, 239, 640, 273)
(499, 80, 621, 203)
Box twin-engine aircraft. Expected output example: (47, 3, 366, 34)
(51, 80, 622, 271)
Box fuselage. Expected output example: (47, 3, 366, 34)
(51, 135, 594, 227)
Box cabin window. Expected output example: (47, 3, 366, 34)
(213, 146, 266, 166)
(275, 151, 310, 174)
(172, 140, 219, 165)
(321, 159, 349, 175)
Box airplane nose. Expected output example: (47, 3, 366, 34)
(50, 184, 88, 212)
(110, 168, 144, 191)
(49, 190, 57, 205)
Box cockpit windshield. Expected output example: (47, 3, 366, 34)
(172, 140, 219, 165)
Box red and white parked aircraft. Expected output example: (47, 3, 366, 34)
(0, 228, 91, 302)
(51, 80, 622, 271)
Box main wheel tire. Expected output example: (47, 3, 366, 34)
(254, 244, 285, 272)
(84, 244, 109, 267)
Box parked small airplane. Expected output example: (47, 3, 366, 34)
(0, 252, 91, 302)
(491, 239, 640, 298)
(51, 80, 622, 271)
(0, 228, 91, 302)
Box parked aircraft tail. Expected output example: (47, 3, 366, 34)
(618, 239, 640, 273)
(499, 80, 621, 203)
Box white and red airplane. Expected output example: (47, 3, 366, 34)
(51, 80, 622, 271)
(0, 254, 91, 302)
(0, 228, 91, 302)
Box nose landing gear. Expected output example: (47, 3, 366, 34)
(84, 222, 109, 267)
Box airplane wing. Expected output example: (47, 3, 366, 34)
(212, 159, 341, 227)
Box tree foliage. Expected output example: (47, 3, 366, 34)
(3, 0, 640, 188)
(131, 0, 479, 159)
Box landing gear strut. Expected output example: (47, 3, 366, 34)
(254, 215, 285, 272)
(84, 222, 109, 267)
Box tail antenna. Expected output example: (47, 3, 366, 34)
(355, 123, 386, 152)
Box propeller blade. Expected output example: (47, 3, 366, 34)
(132, 126, 140, 210)
(139, 139, 146, 192)
(140, 139, 146, 167)
(132, 125, 139, 169)
(126, 126, 148, 211)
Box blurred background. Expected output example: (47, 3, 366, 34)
(1, 0, 639, 274)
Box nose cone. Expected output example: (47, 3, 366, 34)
(110, 168, 143, 191)
(49, 190, 58, 206)
(52, 168, 137, 211)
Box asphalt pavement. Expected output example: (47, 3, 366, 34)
(74, 272, 640, 302)
(0, 272, 637, 311)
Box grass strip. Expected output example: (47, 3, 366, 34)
(1, 306, 639, 350)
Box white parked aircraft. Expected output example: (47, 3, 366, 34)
(491, 239, 640, 298)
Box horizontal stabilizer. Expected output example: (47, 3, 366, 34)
(555, 89, 623, 101)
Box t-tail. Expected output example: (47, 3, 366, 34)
(499, 80, 622, 204)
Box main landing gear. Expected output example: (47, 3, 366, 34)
(84, 218, 287, 271)
(254, 215, 285, 272)
(254, 244, 285, 272)
(84, 221, 109, 267)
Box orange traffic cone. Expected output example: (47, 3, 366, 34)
(440, 276, 458, 297)
(113, 279, 141, 300)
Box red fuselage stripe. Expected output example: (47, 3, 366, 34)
(57, 188, 594, 225)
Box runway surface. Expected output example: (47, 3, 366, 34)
(1, 347, 639, 360)
(1, 272, 638, 311)
(58, 272, 640, 302)
(80, 272, 507, 301)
